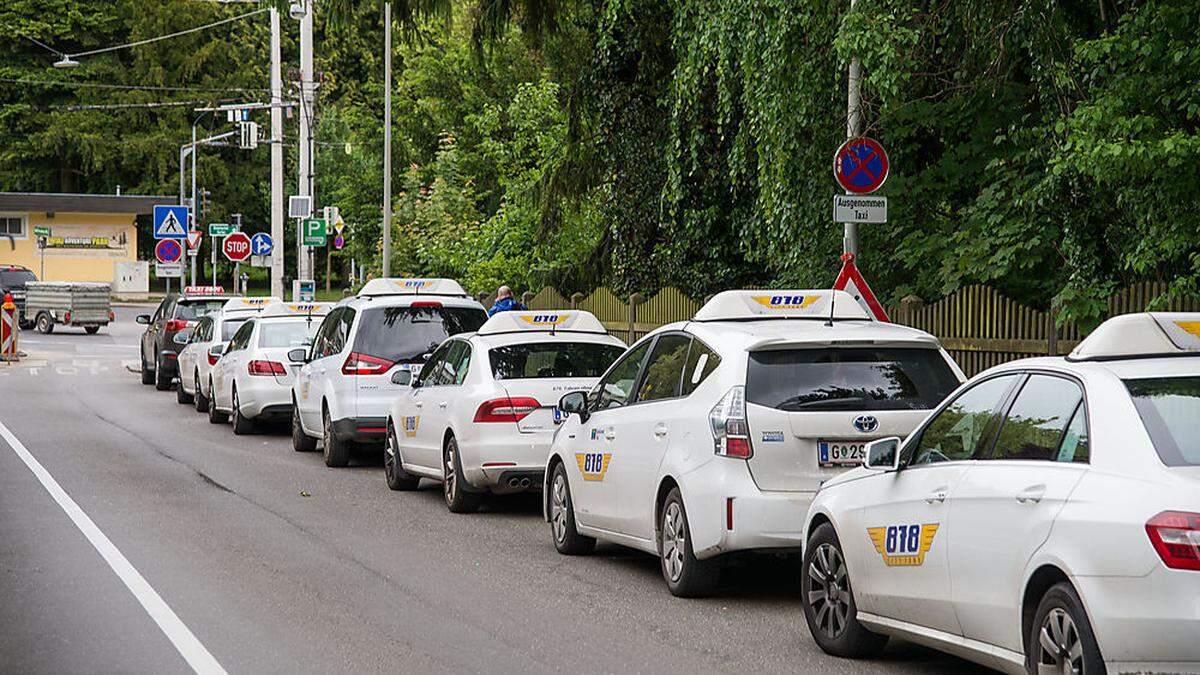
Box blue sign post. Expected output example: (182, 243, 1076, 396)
(153, 205, 190, 240)
(250, 232, 274, 256)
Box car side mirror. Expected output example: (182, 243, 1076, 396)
(864, 437, 902, 472)
(136, 314, 151, 325)
(173, 331, 192, 345)
(390, 369, 412, 386)
(558, 391, 590, 423)
(208, 344, 226, 358)
(287, 348, 308, 364)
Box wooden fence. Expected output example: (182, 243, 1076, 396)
(480, 281, 1200, 376)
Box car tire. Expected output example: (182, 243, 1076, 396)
(194, 370, 209, 413)
(659, 488, 719, 597)
(154, 354, 171, 391)
(35, 312, 53, 334)
(802, 522, 888, 658)
(207, 378, 228, 424)
(1027, 582, 1105, 675)
(384, 423, 421, 491)
(322, 407, 350, 467)
(140, 354, 155, 385)
(442, 437, 480, 513)
(548, 461, 595, 555)
(176, 377, 194, 404)
(19, 320, 33, 330)
(231, 388, 254, 435)
(292, 399, 316, 452)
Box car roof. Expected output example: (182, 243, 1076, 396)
(982, 354, 1200, 381)
(651, 317, 944, 352)
(466, 330, 627, 350)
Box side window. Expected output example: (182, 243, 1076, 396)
(591, 339, 653, 411)
(416, 342, 453, 387)
(152, 298, 167, 322)
(228, 322, 255, 352)
(989, 375, 1085, 462)
(194, 318, 211, 343)
(334, 308, 356, 354)
(905, 375, 1019, 466)
(1058, 403, 1089, 463)
(311, 310, 340, 359)
(635, 334, 691, 403)
(451, 342, 471, 385)
(681, 337, 721, 396)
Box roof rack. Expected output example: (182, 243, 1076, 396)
(357, 278, 468, 298)
(258, 301, 335, 318)
(1068, 312, 1200, 362)
(476, 310, 608, 336)
(692, 289, 871, 322)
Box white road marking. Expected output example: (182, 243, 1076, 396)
(0, 419, 227, 675)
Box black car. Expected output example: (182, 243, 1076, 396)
(0, 265, 37, 329)
(138, 293, 233, 390)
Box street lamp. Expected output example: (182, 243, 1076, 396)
(53, 54, 79, 69)
(289, 2, 306, 20)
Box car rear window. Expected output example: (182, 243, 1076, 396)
(176, 299, 227, 320)
(0, 270, 36, 288)
(259, 320, 320, 348)
(489, 342, 625, 380)
(1125, 377, 1200, 466)
(353, 305, 487, 364)
(747, 347, 960, 412)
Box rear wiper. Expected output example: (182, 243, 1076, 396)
(780, 396, 873, 410)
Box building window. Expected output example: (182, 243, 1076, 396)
(0, 215, 26, 239)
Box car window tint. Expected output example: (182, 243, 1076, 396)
(336, 308, 355, 353)
(681, 337, 721, 396)
(636, 334, 691, 403)
(989, 375, 1084, 462)
(312, 310, 340, 358)
(229, 321, 254, 351)
(906, 375, 1019, 466)
(451, 342, 471, 385)
(416, 342, 453, 387)
(176, 299, 225, 320)
(221, 318, 248, 342)
(351, 306, 487, 364)
(259, 320, 320, 349)
(1057, 403, 1089, 463)
(592, 339, 652, 411)
(1124, 376, 1200, 466)
(489, 342, 625, 380)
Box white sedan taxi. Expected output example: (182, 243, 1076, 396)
(545, 290, 964, 596)
(208, 302, 332, 433)
(385, 310, 626, 513)
(177, 296, 279, 411)
(801, 312, 1200, 674)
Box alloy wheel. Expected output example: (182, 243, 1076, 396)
(384, 430, 396, 477)
(1037, 608, 1084, 675)
(660, 501, 686, 583)
(550, 473, 568, 544)
(444, 446, 457, 504)
(807, 543, 850, 640)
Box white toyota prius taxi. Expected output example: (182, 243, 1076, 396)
(545, 290, 965, 596)
(801, 312, 1200, 675)
(385, 310, 626, 513)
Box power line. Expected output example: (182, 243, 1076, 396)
(0, 77, 268, 94)
(66, 8, 270, 59)
(56, 100, 216, 111)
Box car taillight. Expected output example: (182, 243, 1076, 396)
(108, 310, 115, 322)
(409, 300, 443, 308)
(208, 353, 220, 366)
(248, 360, 286, 376)
(474, 397, 540, 423)
(710, 386, 753, 459)
(1146, 511, 1200, 571)
(341, 352, 394, 375)
(165, 319, 189, 332)
(63, 310, 71, 323)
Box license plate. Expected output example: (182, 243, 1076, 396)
(818, 441, 865, 466)
(552, 407, 564, 424)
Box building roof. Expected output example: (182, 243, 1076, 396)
(0, 192, 176, 215)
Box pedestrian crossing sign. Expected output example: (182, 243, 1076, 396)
(153, 205, 190, 240)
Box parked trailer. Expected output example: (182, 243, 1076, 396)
(25, 282, 114, 334)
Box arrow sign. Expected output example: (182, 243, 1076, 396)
(223, 231, 252, 262)
(155, 238, 183, 264)
(153, 205, 189, 239)
(250, 232, 274, 256)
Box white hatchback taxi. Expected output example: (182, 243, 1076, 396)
(801, 312, 1200, 674)
(177, 296, 279, 412)
(545, 290, 964, 596)
(385, 310, 626, 512)
(207, 302, 332, 433)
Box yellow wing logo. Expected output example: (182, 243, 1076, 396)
(575, 453, 611, 481)
(867, 523, 940, 566)
(520, 314, 569, 326)
(402, 415, 420, 438)
(751, 295, 819, 310)
(1174, 321, 1200, 338)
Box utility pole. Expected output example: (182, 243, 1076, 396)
(190, 124, 198, 287)
(270, 7, 285, 300)
(297, 0, 315, 284)
(844, 0, 862, 259)
(382, 1, 392, 277)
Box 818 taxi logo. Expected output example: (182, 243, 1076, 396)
(402, 415, 420, 438)
(575, 452, 611, 481)
(867, 523, 939, 566)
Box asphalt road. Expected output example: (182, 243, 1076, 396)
(0, 306, 982, 674)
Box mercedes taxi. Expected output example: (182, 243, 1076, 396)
(545, 290, 964, 596)
(385, 310, 626, 513)
(290, 279, 488, 466)
(801, 312, 1200, 674)
(177, 296, 280, 410)
(207, 302, 332, 433)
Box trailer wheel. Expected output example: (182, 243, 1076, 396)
(35, 312, 53, 334)
(84, 326, 100, 334)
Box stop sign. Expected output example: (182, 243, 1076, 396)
(222, 231, 252, 262)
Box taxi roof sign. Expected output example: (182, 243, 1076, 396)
(1069, 312, 1200, 361)
(220, 296, 281, 313)
(476, 310, 608, 336)
(183, 285, 226, 296)
(693, 290, 871, 322)
(259, 301, 335, 318)
(357, 278, 468, 298)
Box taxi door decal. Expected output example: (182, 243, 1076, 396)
(867, 523, 939, 566)
(575, 452, 612, 481)
(402, 415, 420, 438)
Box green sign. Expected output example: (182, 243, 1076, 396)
(33, 226, 50, 237)
(302, 218, 326, 246)
(209, 222, 235, 237)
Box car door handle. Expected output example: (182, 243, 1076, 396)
(605, 427, 616, 440)
(924, 489, 948, 504)
(437, 401, 447, 409)
(415, 401, 423, 409)
(653, 423, 668, 438)
(1016, 485, 1046, 504)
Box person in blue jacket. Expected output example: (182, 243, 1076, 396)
(488, 285, 526, 316)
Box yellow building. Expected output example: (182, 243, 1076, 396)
(0, 192, 171, 282)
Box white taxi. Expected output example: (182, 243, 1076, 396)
(290, 279, 488, 466)
(801, 312, 1200, 674)
(546, 290, 964, 596)
(177, 296, 279, 412)
(385, 310, 626, 513)
(207, 302, 332, 433)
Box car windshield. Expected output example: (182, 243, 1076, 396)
(353, 305, 487, 363)
(176, 299, 227, 320)
(221, 318, 248, 341)
(0, 269, 36, 288)
(747, 347, 960, 412)
(259, 319, 320, 348)
(489, 342, 625, 380)
(1124, 376, 1200, 466)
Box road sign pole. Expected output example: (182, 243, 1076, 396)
(191, 124, 198, 287)
(382, 1, 392, 278)
(844, 0, 862, 259)
(270, 6, 286, 300)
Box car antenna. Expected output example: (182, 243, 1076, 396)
(826, 252, 851, 327)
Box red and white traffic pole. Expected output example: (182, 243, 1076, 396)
(1, 293, 18, 362)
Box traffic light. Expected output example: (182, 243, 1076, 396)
(198, 189, 212, 225)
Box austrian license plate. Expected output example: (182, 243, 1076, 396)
(818, 441, 865, 467)
(552, 407, 564, 424)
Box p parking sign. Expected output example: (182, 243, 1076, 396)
(302, 219, 326, 247)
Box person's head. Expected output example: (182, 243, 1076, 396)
(496, 285, 512, 300)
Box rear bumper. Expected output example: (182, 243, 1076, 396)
(683, 458, 813, 559)
(237, 379, 294, 418)
(1076, 567, 1200, 666)
(458, 434, 551, 491)
(157, 348, 180, 376)
(332, 416, 387, 444)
